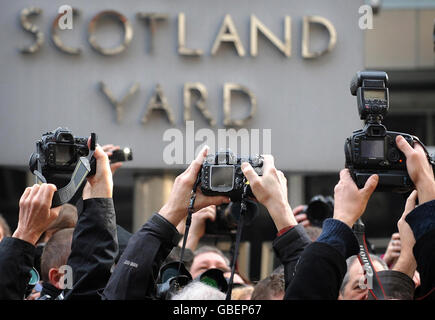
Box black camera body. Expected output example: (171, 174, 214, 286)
(305, 195, 334, 228)
(345, 71, 416, 192)
(205, 201, 259, 235)
(109, 148, 133, 163)
(29, 127, 95, 187)
(199, 151, 263, 201)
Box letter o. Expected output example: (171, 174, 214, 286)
(88, 10, 133, 55)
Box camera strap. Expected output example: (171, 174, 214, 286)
(178, 172, 202, 273)
(225, 181, 248, 300)
(33, 133, 97, 208)
(353, 219, 386, 300)
(412, 135, 435, 167)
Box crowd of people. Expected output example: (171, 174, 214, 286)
(0, 135, 434, 301)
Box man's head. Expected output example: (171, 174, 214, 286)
(190, 246, 230, 279)
(37, 204, 77, 244)
(171, 280, 226, 300)
(251, 273, 285, 300)
(339, 254, 388, 300)
(0, 214, 11, 242)
(40, 228, 74, 289)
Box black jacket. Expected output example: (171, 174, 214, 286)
(285, 219, 359, 300)
(405, 199, 435, 300)
(63, 198, 118, 300)
(102, 213, 182, 300)
(38, 281, 64, 300)
(0, 237, 35, 300)
(272, 224, 312, 289)
(0, 197, 118, 300)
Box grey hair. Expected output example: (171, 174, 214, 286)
(171, 280, 226, 300)
(193, 245, 230, 267)
(340, 254, 388, 294)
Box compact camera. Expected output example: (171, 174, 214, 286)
(29, 127, 95, 187)
(109, 147, 133, 163)
(199, 151, 263, 201)
(345, 71, 422, 192)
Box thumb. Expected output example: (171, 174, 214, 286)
(87, 137, 107, 161)
(49, 205, 61, 222)
(93, 145, 108, 161)
(403, 190, 418, 217)
(241, 162, 260, 186)
(396, 135, 414, 159)
(187, 145, 209, 175)
(361, 174, 379, 199)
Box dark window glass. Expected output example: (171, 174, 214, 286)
(0, 167, 27, 231)
(383, 114, 427, 142)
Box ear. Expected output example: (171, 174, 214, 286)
(48, 268, 62, 289)
(338, 293, 344, 300)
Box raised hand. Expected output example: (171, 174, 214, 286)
(13, 184, 61, 245)
(159, 146, 230, 227)
(241, 155, 297, 231)
(332, 169, 378, 228)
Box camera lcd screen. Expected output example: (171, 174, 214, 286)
(210, 166, 234, 190)
(364, 90, 386, 100)
(360, 140, 384, 159)
(55, 144, 74, 165)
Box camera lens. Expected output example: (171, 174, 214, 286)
(306, 196, 334, 228)
(307, 202, 328, 222)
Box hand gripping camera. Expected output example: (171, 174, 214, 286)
(345, 71, 433, 192)
(29, 127, 97, 207)
(199, 151, 263, 201)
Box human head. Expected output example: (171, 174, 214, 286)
(40, 228, 74, 289)
(37, 204, 77, 244)
(0, 214, 11, 242)
(231, 285, 254, 300)
(171, 280, 225, 300)
(339, 254, 388, 300)
(251, 273, 285, 300)
(190, 246, 230, 279)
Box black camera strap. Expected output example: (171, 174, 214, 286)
(412, 135, 435, 167)
(178, 172, 202, 273)
(33, 133, 97, 208)
(353, 219, 386, 300)
(225, 181, 248, 300)
(177, 171, 248, 300)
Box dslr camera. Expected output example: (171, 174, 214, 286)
(205, 201, 259, 235)
(199, 151, 263, 201)
(345, 71, 426, 192)
(29, 127, 95, 187)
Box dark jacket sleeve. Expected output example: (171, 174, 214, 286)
(405, 200, 435, 300)
(0, 237, 35, 300)
(102, 213, 182, 300)
(63, 198, 118, 300)
(285, 219, 359, 300)
(272, 224, 311, 289)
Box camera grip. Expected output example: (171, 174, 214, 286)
(353, 171, 413, 193)
(89, 156, 97, 176)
